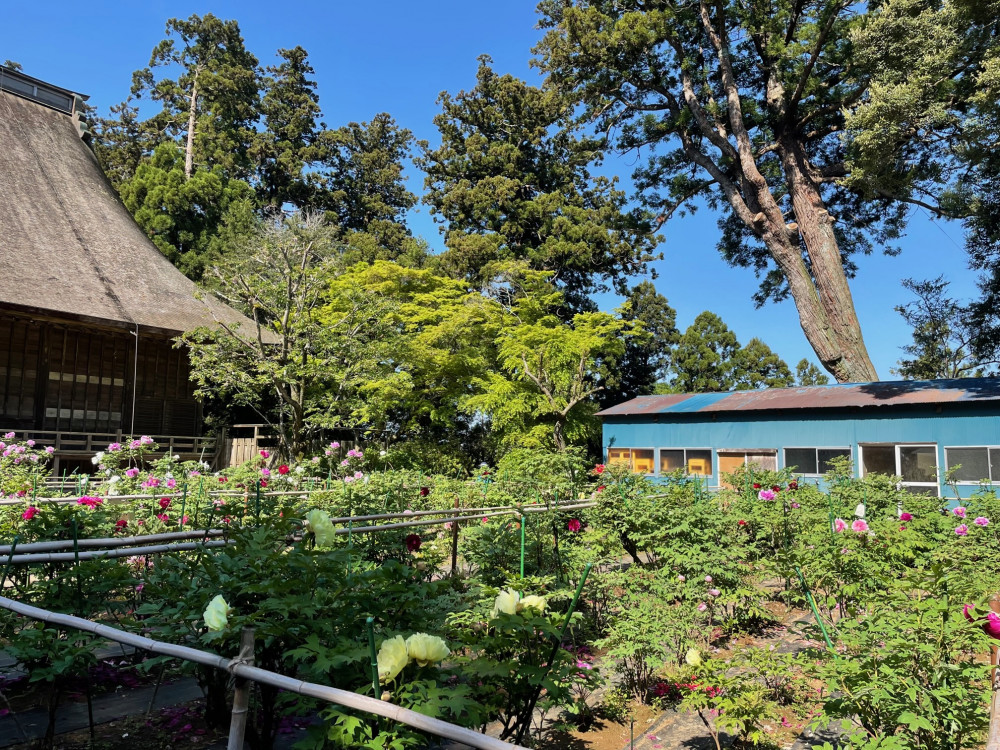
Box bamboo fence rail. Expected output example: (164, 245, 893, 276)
(0, 595, 528, 750)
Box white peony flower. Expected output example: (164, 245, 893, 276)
(492, 589, 521, 618)
(685, 648, 702, 667)
(203, 595, 232, 631)
(377, 635, 409, 683)
(91, 452, 104, 465)
(517, 595, 547, 614)
(405, 633, 450, 666)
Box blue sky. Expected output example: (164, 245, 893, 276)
(2, 0, 981, 381)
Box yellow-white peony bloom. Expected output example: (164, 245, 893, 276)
(405, 633, 450, 667)
(517, 595, 547, 614)
(685, 648, 702, 667)
(204, 595, 232, 631)
(492, 588, 521, 618)
(377, 635, 409, 683)
(304, 509, 336, 548)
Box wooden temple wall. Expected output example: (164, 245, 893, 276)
(0, 314, 201, 438)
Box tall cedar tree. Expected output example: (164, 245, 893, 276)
(420, 57, 659, 313)
(600, 281, 678, 407)
(251, 46, 328, 214)
(669, 311, 792, 392)
(320, 113, 419, 260)
(535, 0, 931, 381)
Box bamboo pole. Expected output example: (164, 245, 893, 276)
(227, 628, 255, 750)
(4, 540, 230, 564)
(0, 596, 526, 750)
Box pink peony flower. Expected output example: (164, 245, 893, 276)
(259, 450, 270, 459)
(953, 506, 967, 518)
(354, 471, 364, 479)
(21, 506, 39, 521)
(834, 518, 848, 533)
(677, 574, 686, 581)
(331, 441, 341, 449)
(156, 514, 168, 523)
(955, 524, 969, 536)
(851, 519, 869, 533)
(697, 602, 707, 612)
(45, 446, 54, 454)
(704, 575, 713, 583)
(166, 478, 176, 489)
(142, 477, 160, 488)
(125, 468, 139, 479)
(974, 516, 990, 527)
(900, 512, 913, 521)
(963, 604, 1000, 639)
(261, 468, 270, 478)
(757, 489, 776, 501)
(709, 588, 720, 597)
(567, 518, 582, 532)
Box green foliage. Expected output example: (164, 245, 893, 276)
(811, 567, 991, 749)
(420, 56, 659, 312)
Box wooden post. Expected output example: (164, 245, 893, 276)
(227, 627, 255, 750)
(987, 597, 1000, 750)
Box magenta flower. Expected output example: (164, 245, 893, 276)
(261, 468, 270, 478)
(166, 478, 176, 489)
(851, 519, 869, 533)
(21, 506, 38, 521)
(140, 436, 154, 445)
(955, 524, 969, 536)
(900, 512, 913, 521)
(974, 516, 990, 527)
(791, 502, 800, 509)
(142, 477, 160, 488)
(129, 440, 141, 449)
(757, 489, 776, 501)
(331, 441, 341, 449)
(45, 446, 54, 454)
(259, 450, 270, 459)
(834, 518, 848, 533)
(125, 468, 139, 479)
(25, 440, 34, 447)
(567, 518, 582, 532)
(156, 513, 169, 523)
(3, 432, 14, 439)
(107, 442, 122, 452)
(953, 506, 967, 518)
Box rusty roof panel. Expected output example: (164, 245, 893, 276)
(596, 378, 1000, 417)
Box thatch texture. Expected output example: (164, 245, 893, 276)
(0, 87, 253, 335)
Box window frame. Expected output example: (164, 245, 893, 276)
(944, 445, 1000, 484)
(782, 446, 852, 476)
(658, 447, 714, 477)
(606, 446, 657, 476)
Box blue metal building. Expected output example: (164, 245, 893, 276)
(596, 379, 1000, 498)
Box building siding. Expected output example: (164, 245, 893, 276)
(602, 404, 1000, 498)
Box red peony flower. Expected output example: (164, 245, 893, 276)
(788, 481, 798, 490)
(567, 518, 582, 532)
(405, 533, 422, 552)
(738, 519, 747, 526)
(771, 485, 781, 492)
(596, 485, 605, 493)
(159, 497, 171, 510)
(594, 463, 606, 475)
(752, 483, 761, 489)
(278, 465, 290, 475)
(419, 487, 430, 497)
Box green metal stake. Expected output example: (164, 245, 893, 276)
(255, 480, 261, 525)
(366, 617, 379, 697)
(519, 512, 526, 579)
(0, 535, 19, 591)
(32, 475, 37, 502)
(795, 565, 834, 651)
(514, 562, 594, 746)
(179, 484, 187, 531)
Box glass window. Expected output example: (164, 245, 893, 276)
(784, 447, 850, 475)
(946, 447, 995, 482)
(608, 448, 631, 467)
(900, 446, 937, 483)
(660, 450, 684, 473)
(862, 445, 896, 476)
(784, 448, 818, 474)
(687, 449, 712, 476)
(632, 449, 655, 474)
(607, 448, 655, 474)
(818, 448, 851, 473)
(659, 449, 713, 476)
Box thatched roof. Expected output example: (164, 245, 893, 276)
(0, 70, 255, 337)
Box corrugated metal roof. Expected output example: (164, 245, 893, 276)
(596, 378, 1000, 417)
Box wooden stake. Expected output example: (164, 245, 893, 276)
(227, 627, 255, 750)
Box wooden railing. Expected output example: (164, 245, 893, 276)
(6, 430, 216, 458)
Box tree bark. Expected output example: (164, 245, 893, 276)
(185, 76, 198, 180)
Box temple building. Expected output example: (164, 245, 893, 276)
(0, 66, 254, 473)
